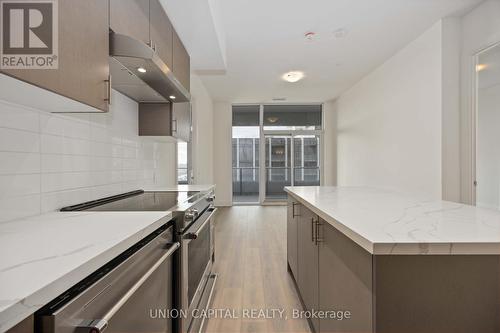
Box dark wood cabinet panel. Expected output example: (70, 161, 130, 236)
(5, 315, 33, 333)
(172, 102, 191, 142)
(297, 205, 319, 332)
(149, 0, 173, 68)
(319, 221, 373, 333)
(110, 0, 150, 44)
(287, 197, 299, 278)
(172, 30, 190, 92)
(1, 0, 110, 112)
(139, 103, 172, 136)
(139, 102, 190, 142)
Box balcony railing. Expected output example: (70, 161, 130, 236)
(232, 167, 320, 198)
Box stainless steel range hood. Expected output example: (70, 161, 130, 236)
(109, 32, 191, 103)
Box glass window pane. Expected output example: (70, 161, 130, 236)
(263, 105, 322, 130)
(293, 135, 320, 186)
(177, 141, 188, 184)
(232, 105, 260, 203)
(233, 105, 260, 126)
(265, 136, 291, 200)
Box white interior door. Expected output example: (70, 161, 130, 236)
(475, 42, 500, 209)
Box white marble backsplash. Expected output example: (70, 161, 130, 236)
(0, 90, 177, 223)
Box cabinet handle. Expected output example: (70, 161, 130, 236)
(311, 217, 315, 243)
(292, 202, 299, 217)
(315, 218, 323, 245)
(104, 75, 112, 105)
(172, 119, 178, 133)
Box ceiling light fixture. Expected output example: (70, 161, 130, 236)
(282, 71, 305, 83)
(137, 67, 147, 73)
(267, 117, 279, 123)
(476, 64, 488, 72)
(304, 32, 316, 41)
(169, 95, 176, 100)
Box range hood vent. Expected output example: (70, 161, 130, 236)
(109, 32, 190, 103)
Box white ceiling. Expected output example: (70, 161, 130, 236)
(160, 0, 227, 71)
(171, 0, 484, 103)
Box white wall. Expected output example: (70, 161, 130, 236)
(0, 90, 176, 223)
(322, 101, 337, 186)
(441, 18, 461, 202)
(459, 0, 500, 204)
(191, 74, 214, 185)
(335, 22, 444, 199)
(212, 102, 232, 206)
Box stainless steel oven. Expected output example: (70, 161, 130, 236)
(179, 206, 217, 333)
(36, 223, 179, 333)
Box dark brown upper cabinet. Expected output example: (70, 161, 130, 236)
(173, 30, 191, 92)
(1, 0, 110, 112)
(149, 0, 173, 69)
(138, 102, 191, 142)
(110, 0, 190, 92)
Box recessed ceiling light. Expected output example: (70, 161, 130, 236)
(476, 64, 488, 72)
(282, 71, 305, 83)
(137, 67, 147, 73)
(267, 117, 279, 123)
(333, 28, 348, 39)
(169, 95, 176, 100)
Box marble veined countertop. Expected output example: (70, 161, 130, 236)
(142, 184, 215, 192)
(0, 210, 172, 332)
(285, 186, 500, 255)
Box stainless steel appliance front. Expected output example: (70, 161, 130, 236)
(37, 224, 179, 333)
(179, 206, 218, 333)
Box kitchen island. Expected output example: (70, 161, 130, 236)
(285, 186, 500, 333)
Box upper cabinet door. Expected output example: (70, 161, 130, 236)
(110, 0, 150, 44)
(149, 0, 173, 69)
(172, 102, 191, 142)
(172, 30, 191, 92)
(1, 0, 110, 112)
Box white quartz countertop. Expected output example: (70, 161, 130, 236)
(285, 186, 500, 255)
(0, 210, 172, 332)
(142, 184, 215, 192)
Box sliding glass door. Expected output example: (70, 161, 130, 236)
(232, 105, 260, 204)
(263, 134, 321, 201)
(265, 135, 292, 201)
(232, 104, 322, 205)
(293, 135, 320, 187)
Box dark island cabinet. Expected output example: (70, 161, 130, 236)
(286, 197, 299, 278)
(287, 193, 500, 333)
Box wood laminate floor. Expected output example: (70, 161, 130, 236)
(205, 206, 311, 333)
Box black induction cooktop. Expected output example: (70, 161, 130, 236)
(60, 190, 199, 212)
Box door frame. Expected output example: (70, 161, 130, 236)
(471, 41, 500, 206)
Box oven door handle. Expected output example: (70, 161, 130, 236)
(185, 208, 218, 240)
(76, 242, 180, 333)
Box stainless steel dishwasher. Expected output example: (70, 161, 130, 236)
(36, 223, 179, 333)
